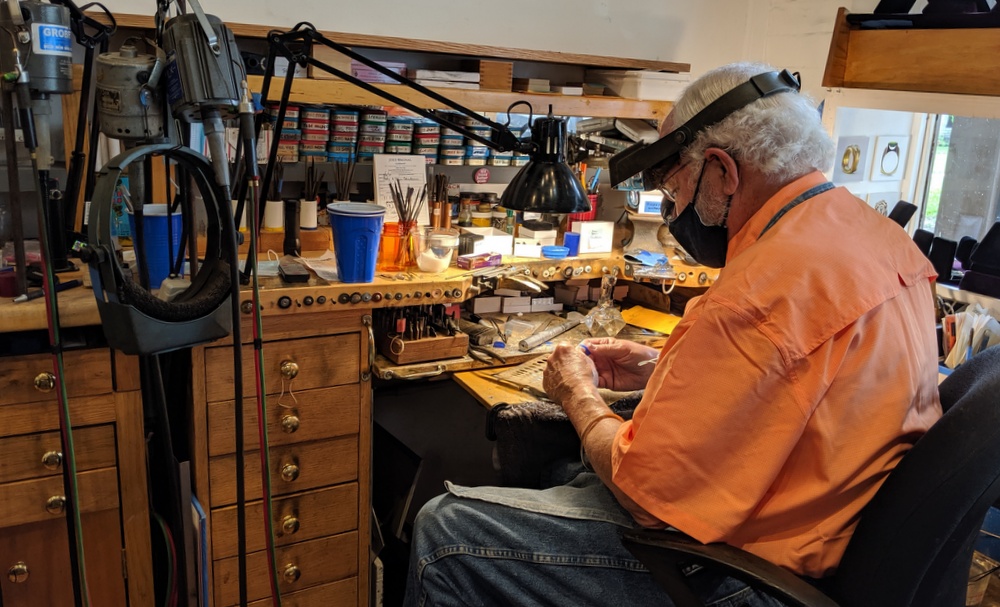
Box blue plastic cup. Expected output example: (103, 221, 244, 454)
(128, 204, 184, 289)
(327, 202, 386, 283)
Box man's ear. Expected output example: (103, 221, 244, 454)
(704, 147, 739, 195)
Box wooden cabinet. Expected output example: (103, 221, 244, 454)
(0, 348, 152, 606)
(191, 308, 373, 607)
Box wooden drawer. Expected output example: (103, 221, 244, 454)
(0, 349, 114, 406)
(214, 532, 358, 606)
(242, 578, 358, 607)
(205, 334, 361, 402)
(0, 509, 127, 607)
(0, 467, 119, 529)
(207, 385, 361, 456)
(212, 483, 359, 559)
(0, 425, 116, 485)
(209, 437, 359, 507)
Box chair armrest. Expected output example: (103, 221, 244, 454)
(621, 528, 840, 607)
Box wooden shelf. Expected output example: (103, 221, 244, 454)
(246, 75, 672, 120)
(105, 13, 689, 73)
(823, 6, 1000, 96)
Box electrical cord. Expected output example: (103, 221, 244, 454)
(239, 81, 283, 607)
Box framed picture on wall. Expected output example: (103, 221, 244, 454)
(833, 136, 870, 183)
(867, 191, 900, 216)
(871, 136, 910, 181)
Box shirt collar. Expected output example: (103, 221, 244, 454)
(727, 171, 829, 261)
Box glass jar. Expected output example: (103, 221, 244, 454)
(457, 201, 473, 227)
(377, 220, 417, 271)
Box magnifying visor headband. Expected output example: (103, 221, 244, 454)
(608, 69, 802, 190)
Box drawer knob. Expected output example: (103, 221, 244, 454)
(46, 495, 66, 515)
(34, 372, 56, 392)
(7, 562, 29, 583)
(41, 451, 63, 470)
(282, 564, 301, 584)
(280, 515, 300, 535)
(280, 414, 300, 434)
(279, 360, 299, 380)
(280, 463, 300, 482)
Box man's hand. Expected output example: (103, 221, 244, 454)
(581, 337, 660, 391)
(543, 343, 599, 406)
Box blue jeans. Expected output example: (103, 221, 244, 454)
(403, 473, 787, 607)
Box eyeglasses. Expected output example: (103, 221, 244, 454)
(655, 161, 688, 203)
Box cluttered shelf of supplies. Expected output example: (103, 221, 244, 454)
(96, 13, 682, 120)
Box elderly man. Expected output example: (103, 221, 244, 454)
(403, 62, 941, 606)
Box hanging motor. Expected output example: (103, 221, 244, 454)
(161, 0, 244, 200)
(0, 0, 75, 271)
(95, 41, 165, 142)
(95, 40, 165, 213)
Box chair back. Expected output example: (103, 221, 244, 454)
(832, 346, 1000, 607)
(888, 201, 918, 228)
(913, 228, 934, 256)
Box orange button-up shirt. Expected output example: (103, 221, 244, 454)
(611, 171, 942, 578)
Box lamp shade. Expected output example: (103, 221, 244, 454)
(500, 114, 591, 213)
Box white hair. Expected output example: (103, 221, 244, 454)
(673, 62, 834, 183)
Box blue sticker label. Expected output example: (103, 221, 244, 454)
(31, 23, 72, 57)
(640, 198, 661, 215)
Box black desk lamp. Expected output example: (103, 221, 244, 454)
(242, 22, 590, 234)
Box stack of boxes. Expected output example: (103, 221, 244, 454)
(299, 106, 330, 161)
(412, 120, 439, 164)
(357, 109, 387, 161)
(328, 108, 359, 162)
(267, 102, 301, 163)
(464, 117, 491, 166)
(385, 116, 413, 154)
(439, 115, 465, 166)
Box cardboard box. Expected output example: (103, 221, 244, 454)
(461, 59, 513, 91)
(457, 252, 503, 270)
(553, 284, 580, 305)
(571, 220, 614, 254)
(460, 227, 514, 256)
(517, 227, 558, 245)
(309, 44, 353, 80)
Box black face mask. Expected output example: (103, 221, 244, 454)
(663, 162, 731, 269)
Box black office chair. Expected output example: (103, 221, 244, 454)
(887, 200, 918, 228)
(955, 236, 978, 271)
(623, 345, 1000, 607)
(928, 236, 959, 283)
(913, 228, 934, 256)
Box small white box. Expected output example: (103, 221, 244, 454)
(584, 69, 690, 101)
(518, 227, 558, 244)
(637, 192, 664, 216)
(531, 302, 564, 313)
(469, 296, 502, 314)
(460, 227, 514, 256)
(571, 220, 614, 254)
(513, 239, 543, 258)
(273, 57, 307, 78)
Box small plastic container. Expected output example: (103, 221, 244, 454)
(414, 228, 460, 273)
(541, 245, 570, 260)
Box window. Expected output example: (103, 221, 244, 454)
(920, 114, 1000, 242)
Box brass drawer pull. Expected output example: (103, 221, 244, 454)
(279, 360, 299, 380)
(7, 562, 28, 583)
(46, 495, 66, 515)
(280, 515, 300, 535)
(41, 451, 63, 470)
(34, 372, 56, 393)
(280, 414, 300, 434)
(282, 564, 301, 584)
(280, 463, 299, 482)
